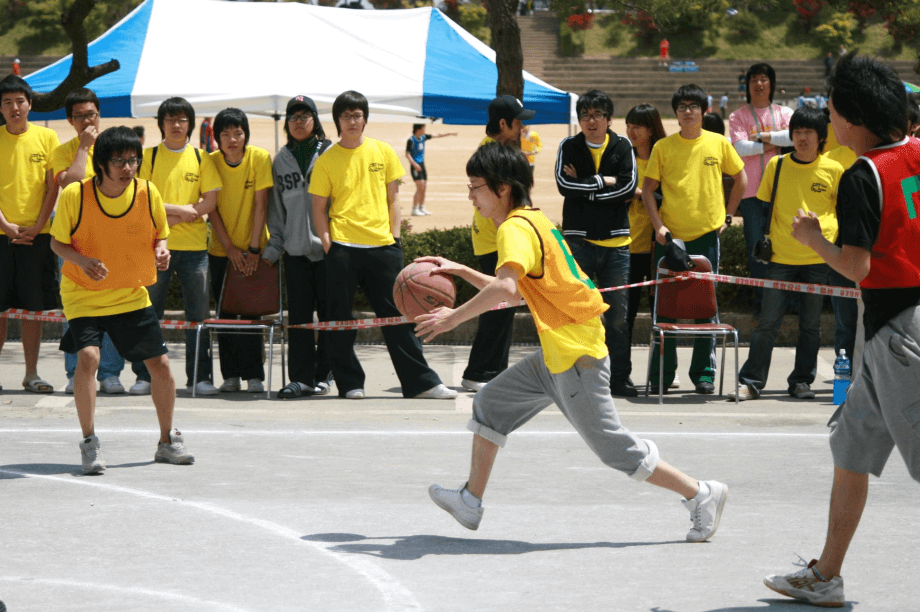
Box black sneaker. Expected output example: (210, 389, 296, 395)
(611, 381, 639, 397)
(695, 381, 715, 394)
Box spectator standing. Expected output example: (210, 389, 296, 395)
(51, 126, 193, 474)
(719, 92, 729, 118)
(310, 90, 455, 400)
(51, 88, 126, 395)
(764, 53, 920, 609)
(624, 104, 672, 387)
(265, 95, 333, 399)
(642, 84, 747, 393)
(555, 90, 638, 397)
(729, 107, 843, 401)
(200, 116, 216, 153)
(519, 123, 541, 169)
(405, 123, 456, 217)
(729, 63, 794, 316)
(132, 126, 145, 146)
(207, 108, 272, 394)
(132, 97, 222, 397)
(460, 95, 534, 393)
(0, 75, 60, 394)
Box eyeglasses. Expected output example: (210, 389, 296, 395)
(676, 103, 702, 113)
(467, 182, 489, 194)
(289, 114, 314, 124)
(339, 112, 364, 122)
(72, 112, 98, 122)
(109, 157, 141, 168)
(165, 117, 189, 125)
(578, 112, 607, 122)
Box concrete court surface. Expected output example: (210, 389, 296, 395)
(1, 341, 918, 612)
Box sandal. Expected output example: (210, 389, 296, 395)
(278, 382, 318, 399)
(23, 376, 54, 393)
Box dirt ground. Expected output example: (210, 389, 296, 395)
(40, 116, 685, 231)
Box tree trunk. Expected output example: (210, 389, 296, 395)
(29, 0, 120, 114)
(486, 0, 524, 98)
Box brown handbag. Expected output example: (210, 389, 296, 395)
(220, 259, 281, 317)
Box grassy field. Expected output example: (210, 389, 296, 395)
(581, 10, 917, 62)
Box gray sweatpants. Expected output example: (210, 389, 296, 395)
(468, 350, 659, 481)
(830, 305, 920, 481)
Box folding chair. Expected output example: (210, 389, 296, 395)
(645, 255, 739, 404)
(192, 262, 286, 399)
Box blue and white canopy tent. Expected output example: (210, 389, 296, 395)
(26, 0, 574, 148)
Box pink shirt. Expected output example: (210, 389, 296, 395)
(729, 103, 793, 198)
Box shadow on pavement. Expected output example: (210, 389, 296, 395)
(0, 461, 154, 479)
(303, 532, 683, 561)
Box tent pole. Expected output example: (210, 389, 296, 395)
(273, 114, 281, 154)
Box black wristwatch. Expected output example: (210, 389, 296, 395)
(725, 214, 733, 226)
(247, 246, 261, 255)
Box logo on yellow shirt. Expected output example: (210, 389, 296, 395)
(369, 163, 384, 172)
(244, 179, 254, 189)
(184, 172, 199, 183)
(703, 157, 719, 166)
(811, 182, 828, 193)
(30, 153, 46, 163)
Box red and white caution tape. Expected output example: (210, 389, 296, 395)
(0, 271, 858, 333)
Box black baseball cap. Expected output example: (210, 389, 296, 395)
(286, 95, 318, 117)
(488, 95, 535, 123)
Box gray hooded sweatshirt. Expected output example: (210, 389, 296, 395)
(264, 139, 331, 263)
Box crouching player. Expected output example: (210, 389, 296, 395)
(415, 143, 727, 539)
(51, 126, 194, 475)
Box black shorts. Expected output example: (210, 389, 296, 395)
(411, 162, 427, 182)
(60, 306, 167, 363)
(0, 234, 61, 312)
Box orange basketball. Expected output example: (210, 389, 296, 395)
(393, 261, 457, 322)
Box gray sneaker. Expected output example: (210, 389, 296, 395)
(99, 376, 125, 394)
(683, 480, 728, 542)
(791, 383, 816, 399)
(428, 483, 483, 530)
(764, 559, 845, 607)
(154, 429, 195, 465)
(79, 435, 105, 475)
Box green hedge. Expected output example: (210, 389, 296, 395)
(163, 224, 754, 314)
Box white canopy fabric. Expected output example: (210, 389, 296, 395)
(26, 0, 574, 125)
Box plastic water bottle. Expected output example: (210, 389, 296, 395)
(833, 350, 851, 405)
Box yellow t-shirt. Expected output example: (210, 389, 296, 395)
(309, 138, 404, 247)
(472, 136, 499, 256)
(756, 154, 842, 265)
(51, 136, 94, 184)
(208, 147, 273, 257)
(0, 123, 59, 235)
(629, 157, 654, 254)
(139, 144, 222, 251)
(584, 133, 630, 249)
(824, 145, 857, 170)
(52, 179, 168, 320)
(497, 208, 608, 373)
(520, 129, 541, 164)
(645, 131, 745, 241)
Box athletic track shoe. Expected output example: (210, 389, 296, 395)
(683, 480, 727, 542)
(155, 429, 195, 465)
(764, 559, 845, 607)
(219, 377, 242, 392)
(414, 384, 458, 399)
(429, 484, 483, 530)
(79, 435, 105, 475)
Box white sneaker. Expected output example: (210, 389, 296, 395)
(315, 381, 332, 396)
(79, 435, 105, 475)
(419, 207, 432, 215)
(764, 560, 845, 607)
(247, 378, 264, 393)
(683, 480, 728, 542)
(411, 207, 424, 216)
(461, 378, 486, 392)
(64, 378, 74, 394)
(154, 429, 195, 465)
(99, 376, 125, 394)
(414, 383, 458, 399)
(727, 384, 757, 401)
(345, 388, 365, 399)
(187, 381, 219, 396)
(128, 380, 152, 395)
(429, 483, 483, 530)
(219, 377, 241, 392)
(669, 374, 681, 389)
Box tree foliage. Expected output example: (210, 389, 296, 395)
(813, 11, 856, 49)
(794, 0, 826, 32)
(10, 0, 141, 51)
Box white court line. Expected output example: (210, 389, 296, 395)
(0, 428, 829, 438)
(35, 395, 73, 408)
(0, 469, 423, 612)
(0, 577, 256, 612)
